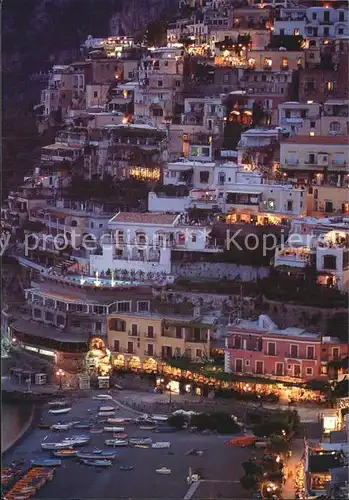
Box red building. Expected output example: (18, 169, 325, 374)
(224, 315, 347, 381)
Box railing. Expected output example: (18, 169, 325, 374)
(264, 351, 278, 356)
(128, 330, 139, 338)
(144, 333, 156, 339)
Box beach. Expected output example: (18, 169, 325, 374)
(3, 393, 254, 499)
(2, 402, 34, 453)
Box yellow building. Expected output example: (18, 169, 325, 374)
(307, 185, 349, 216)
(107, 312, 214, 371)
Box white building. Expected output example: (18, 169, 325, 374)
(237, 128, 282, 165)
(89, 212, 222, 276)
(163, 158, 216, 188)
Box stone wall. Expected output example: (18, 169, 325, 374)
(171, 262, 270, 281)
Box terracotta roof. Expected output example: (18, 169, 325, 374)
(281, 136, 349, 145)
(110, 212, 180, 225)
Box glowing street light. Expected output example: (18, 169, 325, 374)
(56, 368, 65, 389)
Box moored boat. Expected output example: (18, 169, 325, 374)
(129, 437, 152, 445)
(152, 442, 171, 449)
(93, 394, 113, 401)
(139, 425, 157, 430)
(113, 432, 128, 439)
(120, 465, 134, 471)
(155, 426, 178, 433)
(41, 443, 73, 450)
(80, 459, 112, 467)
(98, 406, 116, 412)
(106, 418, 128, 424)
(73, 424, 92, 430)
(51, 423, 72, 431)
(156, 467, 171, 475)
(48, 407, 72, 415)
(37, 423, 51, 429)
(31, 459, 62, 467)
(105, 439, 128, 447)
(103, 426, 125, 433)
(48, 400, 68, 407)
(76, 451, 117, 460)
(90, 428, 104, 434)
(98, 411, 115, 417)
(53, 449, 78, 458)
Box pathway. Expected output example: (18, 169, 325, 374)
(282, 439, 305, 500)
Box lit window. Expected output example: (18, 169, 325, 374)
(309, 131, 315, 136)
(327, 81, 334, 91)
(281, 57, 288, 68)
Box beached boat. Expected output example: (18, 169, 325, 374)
(31, 459, 62, 467)
(93, 394, 113, 401)
(52, 449, 78, 458)
(73, 424, 92, 430)
(41, 442, 73, 450)
(120, 465, 133, 471)
(48, 400, 68, 407)
(48, 407, 72, 415)
(113, 432, 128, 439)
(80, 459, 112, 467)
(103, 426, 125, 433)
(156, 467, 171, 475)
(151, 415, 168, 422)
(106, 418, 129, 424)
(152, 442, 171, 449)
(98, 406, 116, 412)
(61, 437, 90, 446)
(105, 439, 128, 447)
(90, 428, 104, 434)
(50, 423, 72, 431)
(129, 437, 152, 446)
(37, 423, 51, 429)
(98, 411, 115, 417)
(155, 426, 178, 433)
(76, 451, 117, 460)
(139, 425, 157, 430)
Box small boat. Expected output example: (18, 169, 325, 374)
(90, 428, 104, 434)
(113, 433, 128, 439)
(152, 442, 171, 449)
(120, 465, 134, 471)
(73, 424, 92, 430)
(139, 425, 157, 430)
(48, 407, 72, 415)
(103, 426, 125, 433)
(155, 426, 178, 433)
(98, 411, 115, 417)
(53, 449, 78, 457)
(107, 418, 128, 424)
(129, 437, 152, 445)
(41, 442, 73, 450)
(156, 467, 171, 475)
(93, 394, 113, 401)
(48, 400, 68, 407)
(98, 406, 116, 412)
(134, 444, 150, 449)
(105, 439, 128, 447)
(77, 451, 117, 460)
(62, 437, 90, 446)
(37, 423, 51, 429)
(51, 423, 72, 431)
(80, 459, 112, 467)
(31, 459, 62, 467)
(152, 415, 168, 422)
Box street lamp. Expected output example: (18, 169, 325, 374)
(166, 384, 172, 404)
(56, 368, 65, 390)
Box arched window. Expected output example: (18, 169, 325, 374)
(329, 121, 341, 135)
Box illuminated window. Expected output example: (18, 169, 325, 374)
(327, 81, 334, 91)
(281, 57, 288, 68)
(294, 28, 300, 36)
(248, 58, 256, 69)
(309, 131, 315, 136)
(264, 57, 272, 69)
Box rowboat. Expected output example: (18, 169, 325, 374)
(156, 467, 171, 475)
(105, 439, 128, 447)
(152, 415, 168, 422)
(152, 442, 171, 449)
(103, 426, 125, 433)
(76, 451, 117, 460)
(31, 459, 62, 467)
(98, 406, 116, 412)
(134, 444, 150, 449)
(93, 394, 113, 400)
(90, 428, 104, 434)
(37, 423, 51, 429)
(113, 433, 128, 439)
(98, 411, 115, 417)
(41, 442, 73, 450)
(120, 465, 134, 471)
(61, 437, 90, 446)
(155, 426, 178, 433)
(80, 459, 112, 467)
(48, 407, 72, 415)
(139, 425, 157, 430)
(53, 449, 78, 458)
(51, 423, 72, 431)
(73, 424, 92, 430)
(106, 418, 129, 424)
(129, 437, 152, 445)
(48, 400, 68, 407)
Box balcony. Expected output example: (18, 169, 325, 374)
(128, 330, 139, 338)
(144, 333, 156, 339)
(264, 350, 279, 356)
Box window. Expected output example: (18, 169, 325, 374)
(308, 153, 316, 164)
(109, 318, 126, 332)
(287, 200, 293, 211)
(175, 80, 180, 87)
(307, 346, 315, 359)
(306, 367, 313, 376)
(256, 361, 264, 374)
(235, 359, 243, 372)
(327, 81, 334, 91)
(117, 301, 131, 313)
(33, 308, 41, 318)
(276, 363, 283, 376)
(325, 201, 333, 213)
(329, 121, 341, 135)
(45, 311, 54, 322)
(131, 324, 138, 336)
(324, 27, 329, 36)
(114, 340, 120, 352)
(147, 326, 154, 338)
(175, 326, 182, 339)
(323, 254, 337, 270)
(95, 321, 102, 333)
(218, 172, 226, 185)
(267, 342, 276, 356)
(280, 28, 285, 35)
(339, 11, 345, 21)
(157, 80, 163, 87)
(146, 343, 154, 356)
(310, 121, 316, 128)
(312, 12, 317, 20)
(164, 60, 168, 67)
(153, 108, 163, 117)
(191, 234, 197, 243)
(138, 301, 150, 312)
(93, 91, 98, 98)
(196, 349, 202, 359)
(337, 28, 343, 35)
(323, 10, 330, 22)
(332, 347, 340, 360)
(290, 344, 299, 358)
(127, 342, 134, 354)
(200, 171, 210, 183)
(293, 365, 301, 377)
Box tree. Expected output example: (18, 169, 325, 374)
(252, 101, 265, 127)
(145, 20, 167, 47)
(268, 434, 290, 454)
(240, 474, 262, 491)
(268, 35, 304, 51)
(167, 414, 186, 429)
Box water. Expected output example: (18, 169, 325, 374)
(1, 402, 33, 453)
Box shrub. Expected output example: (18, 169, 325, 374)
(191, 411, 241, 434)
(167, 414, 186, 429)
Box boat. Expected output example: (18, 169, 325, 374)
(48, 400, 68, 407)
(106, 418, 129, 424)
(134, 444, 150, 449)
(103, 426, 125, 433)
(93, 394, 113, 401)
(73, 423, 92, 430)
(139, 425, 157, 430)
(151, 415, 169, 422)
(98, 406, 116, 412)
(155, 426, 178, 433)
(76, 451, 117, 460)
(113, 433, 128, 439)
(61, 437, 90, 446)
(129, 437, 152, 445)
(98, 411, 115, 417)
(105, 439, 128, 447)
(156, 467, 171, 475)
(51, 423, 72, 431)
(48, 407, 72, 415)
(41, 443, 74, 450)
(90, 428, 104, 434)
(53, 449, 78, 458)
(80, 459, 112, 467)
(31, 459, 62, 467)
(120, 465, 133, 471)
(152, 442, 171, 449)
(37, 423, 51, 429)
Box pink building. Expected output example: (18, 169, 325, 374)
(224, 315, 347, 381)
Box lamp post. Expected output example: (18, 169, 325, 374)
(166, 384, 172, 404)
(56, 368, 65, 390)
